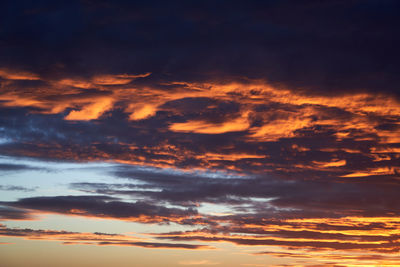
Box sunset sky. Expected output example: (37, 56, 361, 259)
(1, 1, 400, 266)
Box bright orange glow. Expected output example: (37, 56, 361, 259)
(341, 167, 399, 177)
(313, 159, 347, 168)
(169, 115, 250, 134)
(129, 104, 158, 120)
(198, 153, 267, 161)
(249, 117, 312, 141)
(65, 97, 114, 120)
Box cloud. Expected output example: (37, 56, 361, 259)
(64, 97, 114, 121)
(0, 79, 399, 175)
(91, 73, 151, 85)
(153, 216, 400, 252)
(3, 195, 200, 224)
(0, 69, 40, 80)
(0, 185, 36, 192)
(63, 165, 400, 265)
(1, 164, 397, 263)
(1, 0, 400, 97)
(169, 113, 250, 134)
(1, 1, 400, 265)
(0, 223, 211, 250)
(0, 163, 41, 172)
(96, 241, 210, 250)
(0, 206, 33, 220)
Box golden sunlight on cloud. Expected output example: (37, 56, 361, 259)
(56, 78, 93, 89)
(2, 70, 400, 158)
(0, 94, 46, 109)
(153, 216, 400, 265)
(65, 97, 114, 121)
(340, 167, 399, 178)
(249, 117, 312, 142)
(169, 115, 250, 134)
(0, 68, 40, 80)
(2, 71, 400, 177)
(312, 159, 347, 168)
(198, 153, 267, 161)
(0, 224, 212, 250)
(128, 104, 158, 120)
(92, 73, 151, 85)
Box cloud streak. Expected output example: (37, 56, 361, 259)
(0, 223, 211, 250)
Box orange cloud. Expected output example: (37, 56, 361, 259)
(0, 69, 40, 80)
(152, 216, 400, 265)
(92, 73, 151, 85)
(0, 224, 210, 250)
(198, 153, 267, 161)
(340, 167, 399, 178)
(65, 97, 114, 120)
(312, 160, 347, 168)
(169, 114, 250, 134)
(1, 71, 400, 177)
(128, 104, 158, 120)
(249, 117, 312, 142)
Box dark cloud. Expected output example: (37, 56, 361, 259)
(69, 165, 400, 219)
(0, 163, 40, 172)
(2, 195, 199, 224)
(157, 233, 400, 252)
(0, 206, 32, 220)
(1, 0, 400, 97)
(153, 219, 400, 253)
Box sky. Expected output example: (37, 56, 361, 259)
(1, 1, 400, 266)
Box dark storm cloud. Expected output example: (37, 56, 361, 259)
(1, 0, 400, 96)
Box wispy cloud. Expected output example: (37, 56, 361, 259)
(0, 223, 211, 250)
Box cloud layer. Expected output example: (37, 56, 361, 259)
(1, 1, 400, 266)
